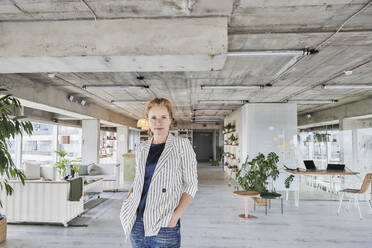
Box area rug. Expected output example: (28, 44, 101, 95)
(68, 197, 108, 227)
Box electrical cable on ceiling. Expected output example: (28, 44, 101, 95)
(81, 0, 97, 21)
(315, 0, 372, 50)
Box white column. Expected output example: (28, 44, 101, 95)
(82, 119, 100, 164)
(117, 126, 129, 187)
(213, 130, 216, 160)
(240, 103, 298, 193)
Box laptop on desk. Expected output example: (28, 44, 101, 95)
(303, 160, 317, 171)
(326, 164, 345, 171)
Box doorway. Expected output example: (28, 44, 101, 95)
(193, 131, 213, 162)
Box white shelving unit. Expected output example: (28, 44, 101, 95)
(223, 128, 240, 175)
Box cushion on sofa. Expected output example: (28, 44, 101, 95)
(79, 165, 89, 175)
(88, 163, 102, 176)
(24, 163, 41, 180)
(40, 165, 56, 180)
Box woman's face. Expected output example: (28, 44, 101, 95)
(148, 105, 172, 137)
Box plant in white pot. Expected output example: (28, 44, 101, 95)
(0, 89, 33, 243)
(55, 150, 71, 180)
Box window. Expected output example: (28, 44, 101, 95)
(22, 122, 57, 165)
(57, 126, 82, 161)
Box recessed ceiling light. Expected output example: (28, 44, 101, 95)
(47, 73, 55, 78)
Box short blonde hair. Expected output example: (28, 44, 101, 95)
(145, 98, 173, 137)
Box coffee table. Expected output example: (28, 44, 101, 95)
(233, 190, 260, 219)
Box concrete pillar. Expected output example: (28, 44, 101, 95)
(352, 128, 358, 170)
(213, 129, 216, 160)
(117, 126, 129, 187)
(82, 119, 100, 164)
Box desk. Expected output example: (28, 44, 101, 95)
(285, 169, 359, 207)
(233, 191, 260, 219)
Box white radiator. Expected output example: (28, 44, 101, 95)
(0, 180, 84, 226)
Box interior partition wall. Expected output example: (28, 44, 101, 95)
(241, 103, 299, 192)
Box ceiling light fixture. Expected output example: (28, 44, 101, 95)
(198, 100, 248, 104)
(111, 100, 149, 104)
(68, 95, 88, 107)
(343, 71, 353, 76)
(288, 100, 338, 104)
(194, 116, 224, 119)
(227, 49, 318, 57)
(322, 84, 372, 89)
(193, 109, 234, 112)
(83, 84, 149, 89)
(201, 85, 263, 90)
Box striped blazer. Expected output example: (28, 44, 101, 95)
(120, 134, 198, 241)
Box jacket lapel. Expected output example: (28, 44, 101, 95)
(139, 134, 175, 181)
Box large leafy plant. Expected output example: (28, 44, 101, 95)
(233, 152, 280, 194)
(0, 89, 33, 208)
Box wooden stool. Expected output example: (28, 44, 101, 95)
(233, 191, 260, 219)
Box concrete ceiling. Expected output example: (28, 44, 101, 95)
(1, 0, 372, 124)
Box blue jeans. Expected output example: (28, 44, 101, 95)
(130, 217, 181, 248)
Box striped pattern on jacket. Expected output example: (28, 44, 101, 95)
(120, 134, 198, 241)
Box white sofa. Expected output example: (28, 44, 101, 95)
(0, 179, 83, 227)
(82, 163, 120, 192)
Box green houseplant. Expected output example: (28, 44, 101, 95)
(55, 150, 71, 180)
(0, 89, 33, 242)
(211, 146, 224, 166)
(229, 152, 281, 204)
(229, 133, 238, 145)
(71, 164, 80, 177)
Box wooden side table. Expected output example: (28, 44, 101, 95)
(233, 191, 260, 219)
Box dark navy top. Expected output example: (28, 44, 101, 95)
(136, 142, 166, 221)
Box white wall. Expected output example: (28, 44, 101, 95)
(241, 103, 298, 191)
(82, 119, 100, 164)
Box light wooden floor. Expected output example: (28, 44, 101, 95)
(3, 162, 372, 248)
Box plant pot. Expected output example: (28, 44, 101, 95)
(253, 197, 270, 206)
(0, 216, 6, 244)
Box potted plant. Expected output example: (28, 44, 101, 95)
(71, 164, 80, 177)
(229, 133, 238, 145)
(0, 89, 33, 243)
(229, 152, 281, 206)
(224, 123, 232, 133)
(55, 150, 71, 180)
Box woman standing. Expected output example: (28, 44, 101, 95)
(120, 98, 198, 248)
